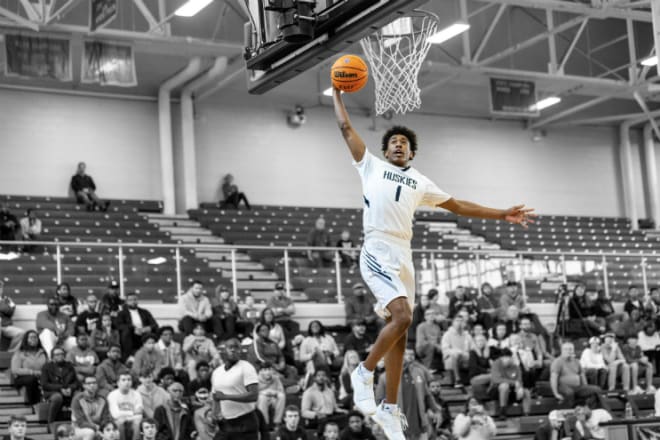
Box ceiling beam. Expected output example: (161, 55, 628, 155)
(558, 18, 588, 74)
(132, 0, 160, 31)
(20, 0, 41, 21)
(530, 96, 611, 128)
(46, 0, 82, 24)
(474, 0, 652, 22)
(0, 6, 39, 31)
(472, 4, 506, 63)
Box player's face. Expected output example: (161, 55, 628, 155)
(384, 134, 414, 166)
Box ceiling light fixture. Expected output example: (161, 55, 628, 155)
(147, 257, 167, 265)
(175, 0, 213, 17)
(427, 22, 470, 44)
(641, 56, 658, 67)
(530, 96, 561, 112)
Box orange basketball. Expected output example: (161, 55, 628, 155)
(331, 54, 369, 93)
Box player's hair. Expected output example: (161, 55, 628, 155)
(284, 405, 300, 414)
(381, 126, 418, 154)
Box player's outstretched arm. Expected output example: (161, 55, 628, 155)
(333, 87, 366, 162)
(439, 198, 536, 229)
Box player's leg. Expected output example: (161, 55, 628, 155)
(363, 297, 412, 371)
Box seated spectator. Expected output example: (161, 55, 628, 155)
(338, 350, 360, 409)
(3, 415, 34, 440)
(75, 295, 101, 336)
(415, 308, 443, 371)
(131, 334, 166, 379)
(156, 326, 187, 386)
(266, 283, 300, 337)
(182, 323, 220, 380)
(343, 320, 374, 361)
(340, 411, 376, 440)
(534, 410, 566, 440)
(307, 217, 333, 268)
(441, 316, 474, 387)
(274, 405, 308, 440)
(452, 398, 496, 440)
(489, 348, 530, 420)
(551, 342, 605, 408)
(449, 286, 478, 323)
(71, 375, 111, 440)
(498, 305, 521, 336)
(91, 313, 120, 361)
(140, 419, 157, 440)
(321, 422, 340, 440)
(471, 323, 486, 339)
(71, 162, 109, 211)
(41, 347, 79, 427)
(98, 422, 120, 440)
(260, 307, 288, 351)
(137, 368, 169, 419)
(0, 281, 24, 351)
(187, 361, 212, 397)
(573, 404, 612, 440)
(468, 334, 491, 387)
(116, 293, 159, 361)
(580, 337, 608, 389)
(157, 367, 176, 390)
(594, 289, 616, 321)
(66, 333, 99, 382)
(638, 322, 660, 375)
(96, 344, 129, 398)
(616, 309, 645, 341)
(476, 282, 497, 329)
(568, 284, 605, 336)
(299, 320, 340, 376)
(519, 316, 553, 369)
(601, 333, 630, 392)
(154, 381, 193, 440)
(56, 283, 79, 319)
(257, 362, 285, 429)
(344, 282, 379, 335)
(10, 330, 47, 405)
(240, 294, 260, 331)
(107, 373, 143, 440)
(487, 322, 509, 358)
(219, 173, 250, 210)
(0, 203, 18, 242)
(301, 369, 347, 431)
(18, 209, 41, 251)
(411, 289, 443, 342)
(427, 379, 452, 440)
(100, 281, 123, 321)
(497, 281, 526, 321)
(36, 297, 76, 358)
(621, 334, 655, 394)
(336, 230, 358, 270)
(624, 286, 644, 317)
(248, 323, 298, 389)
(178, 281, 212, 336)
(210, 285, 238, 341)
(55, 424, 74, 440)
(509, 333, 542, 389)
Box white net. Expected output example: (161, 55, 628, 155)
(360, 12, 439, 115)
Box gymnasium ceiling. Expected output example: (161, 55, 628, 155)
(0, 0, 658, 129)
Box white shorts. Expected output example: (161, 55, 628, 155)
(360, 235, 415, 319)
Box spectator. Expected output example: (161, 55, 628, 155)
(489, 348, 530, 420)
(299, 320, 340, 376)
(11, 330, 47, 405)
(107, 373, 143, 440)
(336, 230, 358, 270)
(157, 368, 176, 391)
(76, 295, 101, 336)
(153, 381, 193, 440)
(621, 334, 655, 394)
(66, 333, 99, 382)
(343, 320, 374, 361)
(441, 315, 474, 387)
(448, 286, 478, 322)
(498, 281, 525, 321)
(2, 415, 34, 440)
(36, 297, 76, 358)
(476, 282, 497, 329)
(0, 203, 18, 242)
(487, 322, 509, 358)
(100, 281, 123, 320)
(140, 419, 158, 440)
(415, 307, 443, 371)
(427, 379, 452, 440)
(338, 350, 360, 409)
(266, 283, 300, 336)
(508, 333, 541, 389)
(116, 293, 159, 361)
(534, 410, 566, 440)
(41, 347, 79, 427)
(580, 337, 608, 389)
(219, 174, 250, 210)
(247, 323, 298, 389)
(91, 313, 120, 361)
(411, 289, 443, 342)
(301, 369, 346, 431)
(192, 399, 217, 440)
(256, 362, 285, 429)
(344, 282, 378, 334)
(210, 285, 238, 341)
(275, 405, 308, 440)
(55, 283, 79, 319)
(210, 338, 260, 440)
(18, 209, 41, 251)
(307, 217, 334, 268)
(499, 305, 521, 337)
(182, 324, 220, 380)
(638, 322, 660, 374)
(178, 281, 212, 336)
(240, 294, 260, 330)
(0, 281, 24, 351)
(55, 424, 74, 440)
(260, 307, 287, 351)
(321, 422, 340, 440)
(468, 334, 491, 386)
(71, 162, 109, 211)
(601, 333, 630, 392)
(568, 284, 605, 336)
(98, 422, 120, 440)
(573, 404, 612, 440)
(452, 398, 496, 440)
(132, 334, 166, 379)
(71, 375, 111, 440)
(156, 326, 187, 386)
(188, 361, 212, 397)
(519, 316, 553, 369)
(551, 342, 605, 407)
(96, 345, 129, 398)
(137, 368, 170, 419)
(624, 286, 644, 317)
(340, 411, 376, 440)
(594, 289, 616, 321)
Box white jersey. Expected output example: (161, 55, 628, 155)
(354, 150, 451, 242)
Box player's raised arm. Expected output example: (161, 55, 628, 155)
(333, 87, 366, 162)
(440, 198, 537, 229)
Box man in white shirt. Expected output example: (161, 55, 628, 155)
(107, 373, 143, 440)
(211, 338, 259, 440)
(178, 281, 213, 336)
(332, 83, 535, 440)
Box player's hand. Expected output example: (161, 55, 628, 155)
(503, 205, 537, 229)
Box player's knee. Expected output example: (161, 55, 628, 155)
(498, 382, 509, 392)
(387, 298, 412, 328)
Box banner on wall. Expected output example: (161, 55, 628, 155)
(81, 41, 137, 87)
(4, 34, 72, 81)
(90, 0, 118, 32)
(489, 77, 538, 117)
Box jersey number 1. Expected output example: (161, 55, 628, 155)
(395, 185, 402, 202)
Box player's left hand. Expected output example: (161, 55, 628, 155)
(503, 204, 536, 229)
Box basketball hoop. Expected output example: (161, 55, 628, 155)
(360, 11, 439, 115)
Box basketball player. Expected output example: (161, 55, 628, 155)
(332, 88, 535, 440)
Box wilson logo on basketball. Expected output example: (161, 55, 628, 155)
(334, 71, 358, 78)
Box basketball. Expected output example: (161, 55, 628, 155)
(331, 54, 369, 93)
